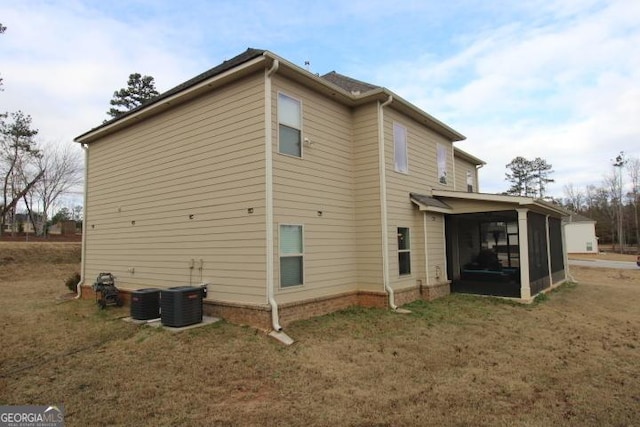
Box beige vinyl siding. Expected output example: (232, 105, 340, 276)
(84, 73, 268, 305)
(353, 104, 383, 291)
(424, 213, 447, 283)
(271, 76, 358, 304)
(454, 156, 478, 192)
(383, 108, 454, 290)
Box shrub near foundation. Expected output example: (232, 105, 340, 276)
(65, 272, 81, 293)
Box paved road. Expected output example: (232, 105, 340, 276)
(568, 259, 639, 270)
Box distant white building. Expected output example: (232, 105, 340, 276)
(563, 213, 599, 254)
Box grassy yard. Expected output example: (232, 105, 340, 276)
(0, 242, 639, 426)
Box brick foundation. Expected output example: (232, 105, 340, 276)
(79, 282, 451, 330)
(422, 281, 451, 300)
(203, 301, 272, 330)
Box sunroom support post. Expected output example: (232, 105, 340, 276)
(517, 208, 531, 300)
(545, 215, 553, 285)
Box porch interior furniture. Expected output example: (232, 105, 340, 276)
(461, 250, 518, 283)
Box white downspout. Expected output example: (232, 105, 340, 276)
(423, 212, 430, 287)
(475, 164, 483, 193)
(378, 95, 397, 309)
(75, 144, 89, 299)
(264, 56, 282, 331)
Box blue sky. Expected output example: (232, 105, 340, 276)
(1, 0, 639, 198)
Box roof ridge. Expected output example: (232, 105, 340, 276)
(320, 71, 379, 94)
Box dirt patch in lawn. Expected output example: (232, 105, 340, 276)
(0, 242, 638, 426)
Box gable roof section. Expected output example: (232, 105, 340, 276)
(454, 147, 486, 166)
(410, 193, 453, 213)
(431, 189, 569, 217)
(563, 212, 596, 223)
(75, 48, 466, 144)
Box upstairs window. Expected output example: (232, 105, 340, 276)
(280, 224, 304, 287)
(278, 93, 302, 157)
(393, 123, 408, 173)
(466, 170, 474, 192)
(437, 144, 448, 184)
(398, 227, 411, 276)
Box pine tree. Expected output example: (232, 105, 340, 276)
(505, 156, 555, 198)
(531, 157, 554, 198)
(107, 73, 159, 119)
(505, 156, 534, 197)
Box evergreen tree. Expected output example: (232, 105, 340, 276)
(531, 157, 554, 198)
(505, 156, 555, 198)
(107, 73, 159, 119)
(505, 156, 534, 197)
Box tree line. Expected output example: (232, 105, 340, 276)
(0, 23, 80, 236)
(504, 153, 639, 250)
(562, 153, 639, 250)
(1, 21, 160, 237)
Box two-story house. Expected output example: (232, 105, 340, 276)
(74, 49, 568, 331)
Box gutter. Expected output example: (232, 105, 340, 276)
(75, 144, 89, 299)
(378, 95, 397, 310)
(475, 163, 484, 193)
(264, 55, 283, 331)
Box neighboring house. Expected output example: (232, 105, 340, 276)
(48, 220, 79, 236)
(563, 213, 599, 254)
(74, 48, 568, 331)
(2, 213, 45, 234)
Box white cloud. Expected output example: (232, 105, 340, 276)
(1, 1, 205, 142)
(371, 0, 640, 197)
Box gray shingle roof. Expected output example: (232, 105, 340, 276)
(152, 48, 266, 106)
(76, 48, 467, 144)
(410, 193, 452, 210)
(320, 71, 379, 94)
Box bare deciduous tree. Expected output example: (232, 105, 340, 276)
(603, 170, 624, 252)
(563, 183, 584, 212)
(626, 156, 640, 247)
(25, 142, 83, 235)
(1, 111, 41, 235)
(0, 22, 6, 92)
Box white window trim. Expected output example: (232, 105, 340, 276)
(393, 122, 409, 174)
(277, 91, 304, 159)
(398, 226, 411, 276)
(278, 223, 305, 288)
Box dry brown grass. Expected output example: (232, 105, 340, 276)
(0, 242, 639, 426)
